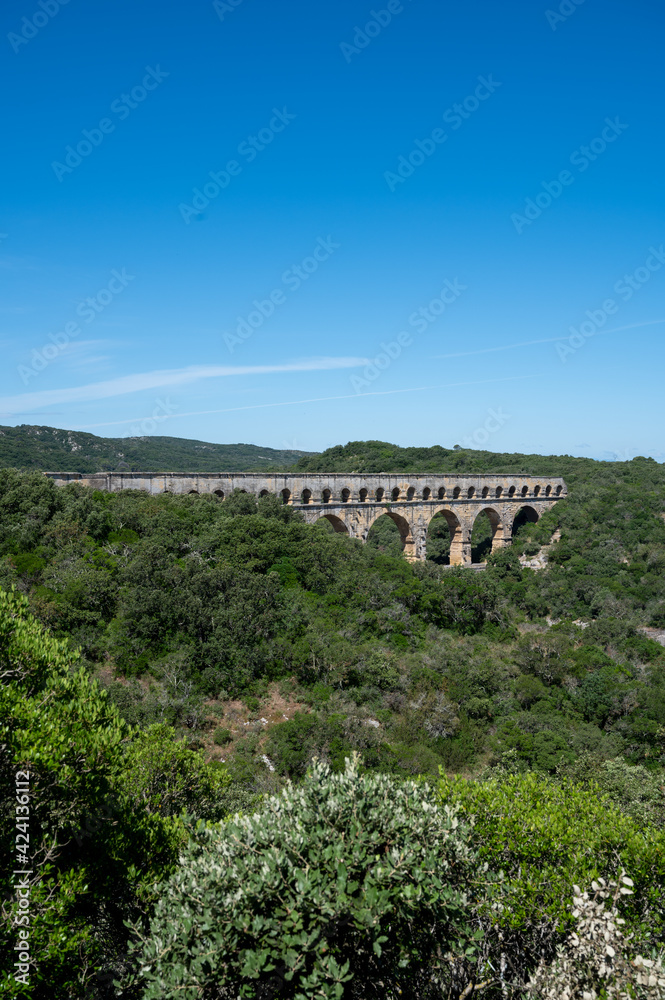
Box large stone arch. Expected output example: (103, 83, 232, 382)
(512, 504, 540, 536)
(366, 509, 416, 561)
(315, 513, 349, 534)
(425, 507, 469, 565)
(471, 506, 510, 562)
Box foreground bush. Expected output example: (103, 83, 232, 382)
(439, 771, 665, 989)
(124, 756, 481, 999)
(0, 588, 182, 1000)
(528, 874, 665, 999)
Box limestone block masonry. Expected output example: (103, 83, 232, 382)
(44, 472, 567, 565)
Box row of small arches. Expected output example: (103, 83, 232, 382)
(190, 484, 563, 503)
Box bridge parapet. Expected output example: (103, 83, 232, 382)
(44, 472, 566, 564)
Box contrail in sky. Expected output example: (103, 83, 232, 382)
(0, 357, 368, 416)
(431, 319, 665, 360)
(76, 373, 541, 430)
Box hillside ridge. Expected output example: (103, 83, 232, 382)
(1, 425, 663, 484)
(0, 424, 311, 473)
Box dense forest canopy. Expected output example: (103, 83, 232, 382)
(1, 446, 664, 781)
(2, 439, 665, 998)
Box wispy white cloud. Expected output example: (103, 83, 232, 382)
(0, 358, 369, 416)
(0, 255, 42, 272)
(66, 354, 114, 372)
(59, 339, 119, 372)
(77, 373, 541, 429)
(0, 305, 35, 316)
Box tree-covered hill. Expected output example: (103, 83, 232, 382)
(291, 438, 665, 488)
(1, 459, 664, 791)
(0, 424, 310, 473)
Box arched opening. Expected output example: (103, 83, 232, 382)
(322, 488, 331, 504)
(508, 486, 516, 498)
(556, 485, 563, 495)
(545, 485, 552, 496)
(406, 486, 415, 501)
(341, 488, 350, 503)
(453, 486, 461, 499)
(375, 487, 385, 502)
(391, 487, 400, 502)
(533, 485, 541, 496)
(512, 505, 539, 536)
(367, 511, 413, 559)
(521, 485, 529, 497)
(213, 490, 224, 499)
(481, 486, 489, 498)
(426, 509, 463, 566)
(188, 490, 199, 495)
(281, 489, 291, 505)
(259, 489, 269, 498)
(315, 513, 349, 534)
(437, 487, 445, 500)
(512, 505, 540, 555)
(471, 507, 503, 563)
(359, 487, 368, 503)
(467, 486, 475, 498)
(423, 487, 431, 501)
(302, 489, 312, 504)
(366, 513, 403, 556)
(495, 486, 503, 498)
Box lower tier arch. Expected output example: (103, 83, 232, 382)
(365, 510, 416, 561)
(314, 513, 349, 534)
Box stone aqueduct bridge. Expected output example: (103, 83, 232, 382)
(46, 472, 567, 565)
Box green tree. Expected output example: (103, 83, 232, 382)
(124, 756, 480, 999)
(0, 587, 181, 1000)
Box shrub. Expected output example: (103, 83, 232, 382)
(124, 755, 481, 999)
(212, 726, 233, 746)
(438, 770, 665, 988)
(559, 754, 665, 826)
(527, 873, 665, 999)
(117, 723, 232, 820)
(421, 569, 499, 635)
(265, 711, 327, 776)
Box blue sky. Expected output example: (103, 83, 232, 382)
(1, 0, 663, 459)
